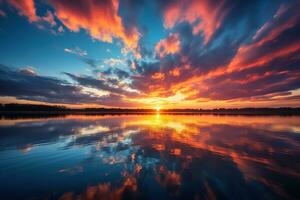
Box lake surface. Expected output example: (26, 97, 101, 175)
(0, 114, 299, 200)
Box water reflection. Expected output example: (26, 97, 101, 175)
(0, 115, 299, 199)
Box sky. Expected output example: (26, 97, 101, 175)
(0, 0, 300, 109)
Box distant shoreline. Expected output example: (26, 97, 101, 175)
(1, 104, 300, 116)
(1, 110, 300, 116)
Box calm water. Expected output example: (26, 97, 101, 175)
(0, 114, 299, 200)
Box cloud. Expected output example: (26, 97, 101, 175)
(5, 0, 141, 56)
(81, 57, 99, 68)
(0, 65, 99, 104)
(58, 25, 64, 32)
(64, 72, 138, 97)
(151, 72, 165, 80)
(103, 58, 125, 67)
(0, 9, 6, 17)
(19, 67, 37, 76)
(7, 0, 39, 22)
(64, 47, 87, 57)
(41, 10, 56, 27)
(169, 67, 180, 77)
(129, 0, 300, 106)
(6, 0, 58, 26)
(155, 33, 181, 58)
(102, 67, 130, 80)
(161, 0, 229, 43)
(48, 0, 140, 55)
(0, 65, 139, 106)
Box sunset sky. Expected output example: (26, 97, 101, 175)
(0, 0, 300, 109)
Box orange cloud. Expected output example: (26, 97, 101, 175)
(169, 67, 180, 77)
(6, 0, 58, 29)
(6, 0, 140, 53)
(155, 33, 180, 58)
(151, 72, 165, 80)
(8, 0, 39, 22)
(152, 6, 300, 105)
(48, 0, 140, 55)
(163, 0, 228, 43)
(224, 6, 300, 73)
(227, 38, 300, 73)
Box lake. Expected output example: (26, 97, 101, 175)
(0, 114, 299, 200)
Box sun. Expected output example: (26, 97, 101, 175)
(155, 106, 161, 112)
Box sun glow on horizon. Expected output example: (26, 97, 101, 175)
(155, 106, 161, 112)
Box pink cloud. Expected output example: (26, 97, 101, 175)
(163, 0, 228, 43)
(42, 10, 56, 27)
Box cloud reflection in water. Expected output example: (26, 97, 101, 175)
(0, 115, 299, 199)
